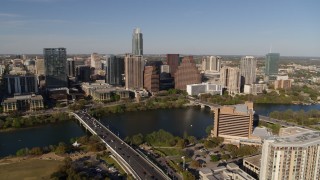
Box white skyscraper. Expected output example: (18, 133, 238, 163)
(240, 56, 257, 85)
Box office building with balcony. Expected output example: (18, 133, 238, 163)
(220, 66, 241, 95)
(240, 56, 257, 85)
(211, 102, 254, 143)
(260, 129, 320, 180)
(124, 54, 144, 90)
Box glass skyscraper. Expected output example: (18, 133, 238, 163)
(132, 28, 143, 56)
(265, 53, 280, 76)
(44, 48, 68, 89)
(105, 55, 124, 86)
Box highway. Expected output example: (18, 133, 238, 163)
(74, 111, 170, 180)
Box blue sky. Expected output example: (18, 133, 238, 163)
(0, 0, 319, 56)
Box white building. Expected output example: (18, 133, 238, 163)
(260, 129, 320, 180)
(220, 66, 241, 95)
(243, 83, 267, 95)
(186, 83, 223, 96)
(202, 56, 222, 72)
(160, 65, 170, 73)
(240, 56, 257, 84)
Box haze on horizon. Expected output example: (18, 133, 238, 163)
(0, 0, 319, 56)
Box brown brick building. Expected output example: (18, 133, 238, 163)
(174, 56, 201, 90)
(125, 54, 144, 90)
(144, 66, 159, 93)
(212, 102, 254, 143)
(167, 54, 180, 77)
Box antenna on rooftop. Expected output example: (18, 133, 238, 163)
(269, 44, 272, 53)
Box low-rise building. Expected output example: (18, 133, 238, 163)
(92, 89, 130, 101)
(274, 79, 292, 90)
(186, 83, 223, 96)
(199, 163, 255, 180)
(243, 83, 267, 95)
(2, 94, 44, 112)
(243, 155, 261, 179)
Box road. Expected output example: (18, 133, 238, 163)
(258, 114, 313, 130)
(75, 110, 169, 180)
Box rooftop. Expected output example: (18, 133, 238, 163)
(244, 155, 261, 168)
(266, 130, 320, 147)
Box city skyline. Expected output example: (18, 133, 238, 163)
(0, 0, 319, 56)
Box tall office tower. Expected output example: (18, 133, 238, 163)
(220, 66, 241, 95)
(144, 66, 159, 93)
(106, 55, 124, 86)
(44, 48, 68, 89)
(132, 28, 143, 56)
(67, 59, 75, 77)
(124, 54, 144, 90)
(35, 57, 45, 76)
(166, 54, 180, 77)
(265, 53, 280, 76)
(5, 75, 38, 95)
(240, 56, 257, 84)
(211, 102, 254, 142)
(91, 53, 102, 70)
(174, 56, 201, 90)
(202, 56, 222, 72)
(260, 129, 320, 180)
(76, 65, 91, 82)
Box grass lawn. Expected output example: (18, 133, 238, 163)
(0, 159, 62, 180)
(102, 155, 126, 175)
(154, 147, 183, 156)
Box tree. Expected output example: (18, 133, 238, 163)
(205, 125, 213, 135)
(131, 133, 144, 146)
(189, 160, 200, 168)
(210, 155, 219, 162)
(55, 142, 68, 155)
(16, 148, 29, 156)
(29, 147, 43, 155)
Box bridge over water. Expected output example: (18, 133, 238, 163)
(71, 111, 170, 180)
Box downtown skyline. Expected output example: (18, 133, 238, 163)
(0, 0, 319, 56)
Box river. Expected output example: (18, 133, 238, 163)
(1, 104, 320, 157)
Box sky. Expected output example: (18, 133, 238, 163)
(0, 0, 319, 56)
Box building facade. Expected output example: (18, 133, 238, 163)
(76, 65, 91, 82)
(260, 131, 320, 180)
(265, 53, 280, 76)
(212, 102, 254, 143)
(5, 75, 38, 95)
(124, 54, 144, 90)
(132, 28, 143, 56)
(166, 54, 180, 77)
(44, 48, 68, 89)
(202, 56, 222, 72)
(186, 83, 223, 96)
(144, 66, 159, 93)
(220, 66, 241, 95)
(35, 57, 45, 76)
(174, 56, 201, 90)
(67, 59, 75, 77)
(240, 56, 257, 85)
(160, 65, 170, 74)
(274, 79, 292, 90)
(2, 94, 44, 112)
(105, 55, 124, 86)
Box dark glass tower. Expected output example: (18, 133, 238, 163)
(105, 55, 124, 86)
(44, 48, 68, 89)
(132, 28, 143, 56)
(265, 53, 280, 76)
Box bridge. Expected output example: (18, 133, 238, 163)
(71, 111, 170, 180)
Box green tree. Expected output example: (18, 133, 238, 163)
(210, 155, 220, 162)
(131, 133, 144, 146)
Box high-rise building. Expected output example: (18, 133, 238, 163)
(211, 102, 254, 142)
(44, 48, 68, 89)
(260, 129, 320, 180)
(124, 54, 144, 90)
(4, 75, 38, 95)
(202, 56, 222, 72)
(240, 56, 257, 85)
(174, 56, 201, 90)
(67, 59, 75, 77)
(167, 54, 180, 77)
(265, 53, 280, 76)
(76, 65, 91, 82)
(132, 28, 143, 56)
(274, 79, 292, 90)
(220, 66, 241, 95)
(35, 57, 45, 76)
(90, 53, 102, 71)
(105, 55, 124, 86)
(144, 66, 159, 93)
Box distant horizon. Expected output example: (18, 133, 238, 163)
(1, 0, 319, 56)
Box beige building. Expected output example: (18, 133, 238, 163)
(202, 56, 222, 72)
(260, 129, 320, 180)
(125, 54, 144, 90)
(240, 56, 257, 84)
(274, 79, 292, 90)
(2, 94, 44, 112)
(35, 57, 45, 76)
(220, 66, 241, 95)
(211, 102, 254, 143)
(243, 155, 261, 179)
(91, 89, 130, 101)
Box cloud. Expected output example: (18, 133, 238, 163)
(0, 13, 21, 18)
